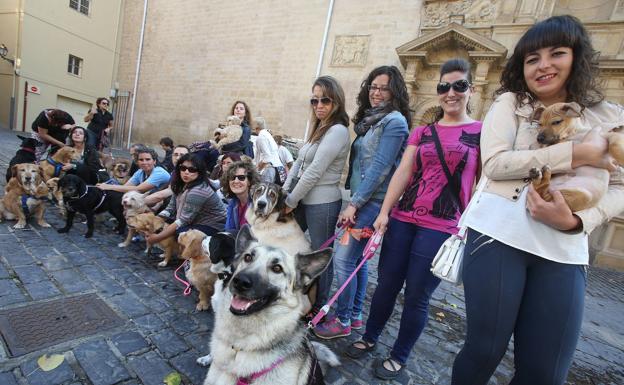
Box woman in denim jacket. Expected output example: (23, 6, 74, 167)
(313, 65, 410, 339)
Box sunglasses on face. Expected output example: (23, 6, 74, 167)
(101, 102, 109, 106)
(436, 79, 471, 95)
(179, 165, 198, 173)
(310, 97, 332, 106)
(230, 174, 247, 182)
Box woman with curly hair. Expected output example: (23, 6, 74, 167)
(220, 101, 255, 158)
(451, 15, 624, 384)
(146, 153, 226, 247)
(221, 160, 260, 234)
(313, 66, 411, 339)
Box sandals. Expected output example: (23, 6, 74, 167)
(345, 340, 375, 359)
(374, 357, 404, 380)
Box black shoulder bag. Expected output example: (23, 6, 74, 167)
(429, 124, 463, 211)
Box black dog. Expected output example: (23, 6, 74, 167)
(6, 135, 39, 182)
(56, 174, 126, 238)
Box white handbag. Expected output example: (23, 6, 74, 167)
(431, 179, 486, 284)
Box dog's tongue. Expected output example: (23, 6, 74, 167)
(231, 295, 257, 311)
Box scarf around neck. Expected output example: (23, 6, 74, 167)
(354, 103, 394, 136)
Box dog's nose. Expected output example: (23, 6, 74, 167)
(257, 201, 266, 209)
(537, 133, 546, 143)
(232, 273, 253, 292)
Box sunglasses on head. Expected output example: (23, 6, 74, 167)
(179, 165, 198, 173)
(230, 174, 247, 182)
(436, 79, 471, 95)
(310, 97, 332, 106)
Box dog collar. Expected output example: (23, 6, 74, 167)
(68, 185, 90, 200)
(20, 147, 35, 154)
(236, 356, 285, 385)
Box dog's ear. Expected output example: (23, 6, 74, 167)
(10, 164, 18, 178)
(235, 225, 257, 254)
(295, 248, 332, 289)
(530, 106, 545, 123)
(37, 166, 45, 183)
(561, 102, 582, 118)
(17, 135, 29, 142)
(210, 232, 236, 264)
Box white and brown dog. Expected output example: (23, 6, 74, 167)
(118, 191, 151, 248)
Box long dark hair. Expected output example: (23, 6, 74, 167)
(431, 58, 473, 123)
(352, 65, 411, 125)
(308, 76, 350, 144)
(230, 100, 253, 126)
(496, 15, 603, 108)
(171, 153, 207, 195)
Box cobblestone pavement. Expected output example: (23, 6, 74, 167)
(0, 129, 622, 385)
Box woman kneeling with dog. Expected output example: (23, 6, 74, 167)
(146, 153, 226, 247)
(451, 16, 624, 384)
(345, 59, 482, 380)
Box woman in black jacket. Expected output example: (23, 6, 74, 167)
(62, 126, 106, 185)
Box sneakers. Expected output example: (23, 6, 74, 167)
(351, 313, 364, 330)
(313, 316, 351, 339)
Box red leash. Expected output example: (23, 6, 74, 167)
(174, 260, 192, 296)
(308, 230, 383, 328)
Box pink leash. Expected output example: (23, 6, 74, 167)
(174, 260, 192, 296)
(319, 222, 349, 249)
(308, 230, 384, 328)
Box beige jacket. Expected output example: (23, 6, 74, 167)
(481, 92, 624, 234)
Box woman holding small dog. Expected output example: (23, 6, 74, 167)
(220, 101, 254, 158)
(282, 75, 350, 316)
(345, 59, 481, 380)
(451, 16, 624, 385)
(62, 126, 106, 185)
(222, 160, 260, 233)
(313, 66, 410, 340)
(145, 153, 226, 247)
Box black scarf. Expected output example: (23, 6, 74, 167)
(354, 103, 394, 136)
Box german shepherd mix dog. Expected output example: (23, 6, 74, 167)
(204, 225, 339, 385)
(529, 102, 624, 212)
(6, 135, 39, 182)
(57, 174, 126, 238)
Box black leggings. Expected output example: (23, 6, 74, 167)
(452, 228, 586, 385)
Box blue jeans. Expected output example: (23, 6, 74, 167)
(295, 200, 341, 308)
(333, 199, 381, 323)
(363, 218, 450, 364)
(452, 228, 586, 385)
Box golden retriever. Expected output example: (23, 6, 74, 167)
(0, 163, 50, 228)
(126, 212, 179, 267)
(177, 229, 218, 311)
(39, 146, 81, 181)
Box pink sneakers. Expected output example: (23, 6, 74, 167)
(313, 316, 351, 339)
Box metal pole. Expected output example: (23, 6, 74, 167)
(303, 0, 335, 141)
(127, 0, 148, 149)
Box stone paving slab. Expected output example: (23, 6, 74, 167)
(0, 128, 622, 384)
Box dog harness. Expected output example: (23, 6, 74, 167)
(20, 194, 47, 217)
(65, 186, 107, 212)
(236, 357, 285, 385)
(46, 157, 64, 177)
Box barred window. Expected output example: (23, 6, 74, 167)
(68, 55, 83, 76)
(69, 0, 90, 15)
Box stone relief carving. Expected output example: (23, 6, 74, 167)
(330, 35, 370, 67)
(423, 0, 499, 27)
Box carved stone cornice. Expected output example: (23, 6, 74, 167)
(599, 59, 624, 76)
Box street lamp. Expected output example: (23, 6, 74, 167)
(0, 44, 15, 65)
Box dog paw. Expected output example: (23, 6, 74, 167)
(38, 222, 51, 228)
(157, 261, 168, 267)
(196, 354, 213, 367)
(14, 223, 26, 229)
(528, 167, 542, 180)
(196, 302, 210, 311)
(117, 242, 128, 248)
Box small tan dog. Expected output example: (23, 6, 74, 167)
(126, 212, 179, 267)
(0, 164, 50, 228)
(39, 147, 81, 181)
(118, 191, 151, 248)
(45, 177, 66, 216)
(109, 159, 131, 185)
(529, 102, 624, 212)
(177, 229, 218, 311)
(212, 115, 243, 150)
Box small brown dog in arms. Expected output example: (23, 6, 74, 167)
(529, 102, 624, 212)
(126, 212, 179, 267)
(212, 115, 243, 150)
(39, 147, 81, 181)
(177, 229, 218, 311)
(0, 164, 51, 228)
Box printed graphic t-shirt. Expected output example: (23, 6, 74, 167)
(391, 121, 481, 234)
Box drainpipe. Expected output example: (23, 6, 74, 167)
(303, 0, 335, 141)
(127, 0, 148, 149)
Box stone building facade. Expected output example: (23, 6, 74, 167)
(115, 0, 624, 269)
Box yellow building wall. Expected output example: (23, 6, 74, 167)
(0, 0, 21, 129)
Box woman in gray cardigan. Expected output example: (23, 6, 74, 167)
(283, 76, 350, 316)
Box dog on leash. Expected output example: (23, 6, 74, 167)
(203, 225, 339, 385)
(6, 135, 39, 182)
(40, 147, 81, 181)
(126, 212, 180, 267)
(529, 102, 624, 212)
(56, 174, 126, 238)
(117, 191, 151, 248)
(0, 164, 50, 228)
(177, 229, 219, 310)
